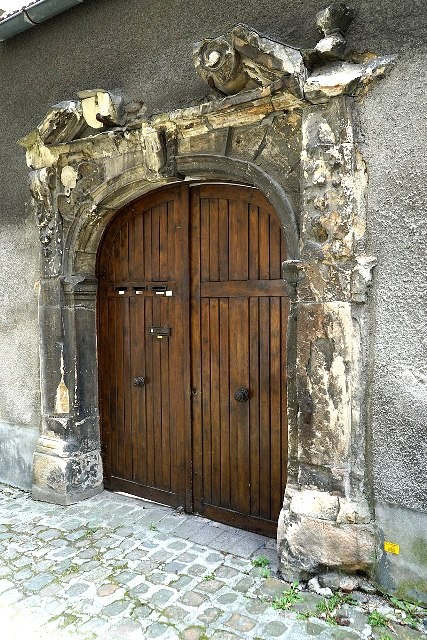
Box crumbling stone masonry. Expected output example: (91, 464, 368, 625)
(19, 5, 395, 579)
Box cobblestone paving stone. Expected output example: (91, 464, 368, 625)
(0, 485, 425, 640)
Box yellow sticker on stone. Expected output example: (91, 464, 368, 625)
(384, 541, 400, 554)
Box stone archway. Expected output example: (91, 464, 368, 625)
(20, 9, 395, 578)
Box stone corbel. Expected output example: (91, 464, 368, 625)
(193, 23, 306, 98)
(282, 260, 306, 298)
(77, 89, 124, 129)
(351, 255, 377, 303)
(314, 2, 355, 60)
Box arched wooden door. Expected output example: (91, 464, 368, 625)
(97, 183, 288, 536)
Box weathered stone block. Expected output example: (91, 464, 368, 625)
(32, 444, 103, 505)
(278, 511, 376, 574)
(337, 497, 371, 524)
(288, 487, 340, 521)
(178, 129, 229, 155)
(296, 302, 354, 470)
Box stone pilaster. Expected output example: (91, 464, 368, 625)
(278, 97, 377, 578)
(32, 274, 103, 505)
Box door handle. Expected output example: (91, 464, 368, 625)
(133, 376, 145, 387)
(234, 388, 249, 402)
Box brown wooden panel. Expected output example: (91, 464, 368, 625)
(210, 298, 221, 507)
(189, 186, 203, 513)
(201, 279, 287, 298)
(228, 198, 248, 280)
(130, 295, 145, 485)
(190, 183, 288, 536)
(249, 297, 260, 517)
(219, 298, 231, 509)
(201, 298, 212, 506)
(249, 204, 259, 280)
(97, 184, 189, 507)
(218, 199, 229, 282)
(259, 296, 271, 520)
(269, 296, 282, 519)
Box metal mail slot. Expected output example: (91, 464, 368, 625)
(149, 326, 171, 339)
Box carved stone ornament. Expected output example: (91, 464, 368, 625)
(29, 168, 57, 254)
(193, 24, 307, 98)
(193, 12, 395, 104)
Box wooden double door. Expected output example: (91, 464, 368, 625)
(97, 183, 288, 536)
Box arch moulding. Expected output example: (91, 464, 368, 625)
(19, 6, 394, 579)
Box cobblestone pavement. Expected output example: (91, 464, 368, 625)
(0, 485, 425, 640)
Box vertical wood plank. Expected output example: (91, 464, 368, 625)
(209, 199, 219, 282)
(115, 296, 125, 479)
(201, 298, 212, 506)
(133, 212, 145, 282)
(249, 204, 259, 280)
(259, 210, 270, 280)
(210, 298, 221, 506)
(159, 297, 170, 490)
(159, 202, 168, 281)
(229, 298, 249, 513)
(151, 204, 160, 282)
(219, 298, 230, 509)
(131, 295, 146, 484)
(122, 295, 132, 479)
(152, 297, 163, 488)
(259, 296, 271, 520)
(200, 198, 210, 283)
(144, 207, 152, 284)
(229, 199, 248, 280)
(218, 199, 229, 282)
(269, 297, 282, 519)
(281, 297, 289, 500)
(236, 298, 250, 515)
(249, 297, 260, 517)
(269, 216, 281, 279)
(190, 187, 203, 512)
(145, 296, 154, 487)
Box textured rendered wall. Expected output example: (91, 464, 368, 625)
(360, 50, 427, 601)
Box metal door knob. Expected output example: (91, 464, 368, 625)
(234, 388, 249, 402)
(133, 376, 145, 387)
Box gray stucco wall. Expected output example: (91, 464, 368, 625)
(360, 50, 427, 600)
(0, 0, 425, 595)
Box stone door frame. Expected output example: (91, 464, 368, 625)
(20, 12, 395, 577)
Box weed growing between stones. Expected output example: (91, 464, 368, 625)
(61, 563, 80, 576)
(148, 523, 158, 531)
(315, 591, 357, 625)
(389, 596, 424, 628)
(368, 609, 390, 628)
(272, 581, 303, 610)
(48, 611, 80, 629)
(260, 567, 271, 579)
(203, 572, 216, 581)
(252, 555, 272, 579)
(251, 555, 270, 568)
